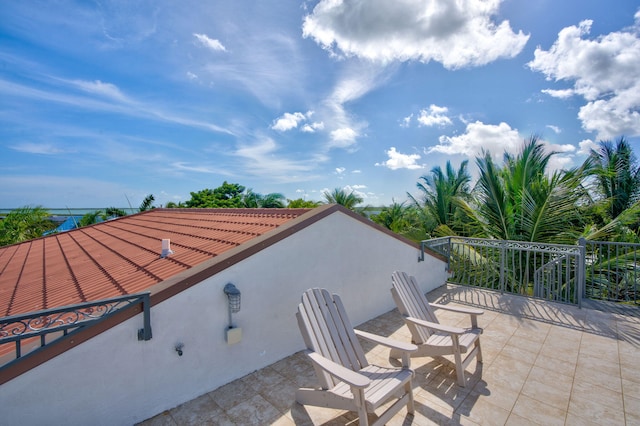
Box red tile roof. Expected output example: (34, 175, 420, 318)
(0, 208, 311, 317)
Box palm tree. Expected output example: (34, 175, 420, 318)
(0, 206, 55, 246)
(588, 137, 640, 221)
(139, 194, 155, 212)
(470, 136, 587, 244)
(323, 188, 363, 211)
(409, 160, 472, 237)
(242, 189, 285, 208)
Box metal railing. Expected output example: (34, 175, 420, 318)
(421, 237, 585, 307)
(0, 292, 152, 370)
(584, 240, 640, 304)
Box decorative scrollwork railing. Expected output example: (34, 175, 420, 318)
(421, 237, 585, 307)
(0, 292, 152, 367)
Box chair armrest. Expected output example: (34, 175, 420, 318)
(428, 303, 483, 329)
(429, 303, 484, 316)
(306, 351, 370, 388)
(404, 316, 466, 335)
(354, 329, 417, 353)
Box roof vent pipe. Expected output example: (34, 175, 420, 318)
(161, 239, 174, 258)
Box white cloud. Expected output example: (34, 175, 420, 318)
(330, 127, 358, 147)
(529, 17, 640, 139)
(193, 33, 226, 51)
(578, 139, 597, 155)
(232, 136, 325, 182)
(335, 167, 346, 174)
(417, 104, 452, 127)
(301, 121, 324, 132)
(70, 79, 128, 102)
(541, 88, 574, 99)
(10, 142, 66, 155)
(303, 0, 529, 69)
(546, 125, 561, 134)
(431, 121, 521, 160)
(400, 114, 413, 128)
(271, 112, 306, 131)
(376, 147, 423, 170)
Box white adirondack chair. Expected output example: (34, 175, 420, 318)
(296, 288, 417, 426)
(390, 271, 483, 387)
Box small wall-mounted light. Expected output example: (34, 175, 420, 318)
(223, 283, 241, 316)
(223, 283, 242, 345)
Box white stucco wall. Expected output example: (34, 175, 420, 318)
(0, 210, 447, 426)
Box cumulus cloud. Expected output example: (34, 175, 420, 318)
(529, 16, 640, 139)
(417, 105, 453, 127)
(430, 121, 521, 160)
(302, 0, 529, 69)
(578, 139, 598, 155)
(193, 33, 226, 51)
(272, 112, 306, 131)
(376, 147, 423, 170)
(330, 127, 358, 147)
(272, 111, 324, 133)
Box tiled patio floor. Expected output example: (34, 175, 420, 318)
(139, 285, 640, 425)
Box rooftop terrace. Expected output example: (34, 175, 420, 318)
(139, 285, 640, 425)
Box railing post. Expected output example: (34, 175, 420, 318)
(577, 238, 586, 309)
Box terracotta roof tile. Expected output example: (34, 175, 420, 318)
(0, 208, 311, 318)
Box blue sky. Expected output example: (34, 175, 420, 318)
(1, 1, 640, 208)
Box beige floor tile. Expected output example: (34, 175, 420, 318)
(520, 365, 573, 411)
(504, 412, 539, 426)
(137, 411, 177, 426)
(456, 393, 511, 426)
(467, 380, 519, 412)
(623, 394, 640, 423)
(208, 377, 255, 411)
(169, 393, 228, 425)
(620, 362, 640, 384)
(571, 378, 624, 410)
(574, 363, 622, 392)
(511, 394, 567, 426)
(623, 377, 640, 400)
(225, 394, 283, 425)
(568, 397, 626, 425)
(534, 352, 577, 376)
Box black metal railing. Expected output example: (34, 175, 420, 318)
(422, 236, 640, 307)
(0, 292, 152, 369)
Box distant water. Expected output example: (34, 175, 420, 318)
(0, 208, 133, 216)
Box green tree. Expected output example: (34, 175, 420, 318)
(186, 182, 245, 208)
(588, 137, 640, 221)
(0, 206, 55, 246)
(105, 207, 127, 217)
(409, 160, 472, 237)
(323, 188, 363, 210)
(286, 198, 322, 208)
(469, 136, 587, 243)
(242, 189, 286, 208)
(79, 210, 103, 227)
(371, 201, 426, 240)
(138, 194, 155, 212)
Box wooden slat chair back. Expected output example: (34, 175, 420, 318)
(296, 288, 369, 389)
(390, 270, 438, 344)
(390, 271, 483, 387)
(296, 288, 418, 426)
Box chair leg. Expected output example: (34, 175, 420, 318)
(475, 339, 483, 363)
(454, 350, 466, 387)
(405, 381, 415, 414)
(354, 388, 369, 426)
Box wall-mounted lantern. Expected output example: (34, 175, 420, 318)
(223, 283, 242, 345)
